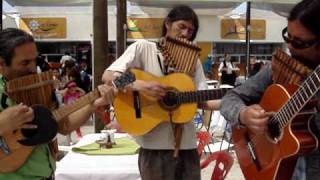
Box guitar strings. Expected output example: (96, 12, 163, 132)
(239, 67, 320, 159)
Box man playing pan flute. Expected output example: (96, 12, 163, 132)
(102, 5, 221, 180)
(0, 28, 115, 180)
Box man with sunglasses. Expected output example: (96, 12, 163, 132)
(220, 0, 320, 179)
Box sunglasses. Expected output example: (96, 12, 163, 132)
(282, 27, 319, 49)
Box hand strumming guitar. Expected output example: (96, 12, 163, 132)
(131, 80, 168, 99)
(0, 103, 36, 136)
(239, 104, 270, 134)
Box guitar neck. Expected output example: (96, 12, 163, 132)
(50, 70, 135, 122)
(52, 89, 100, 122)
(274, 66, 320, 128)
(177, 88, 227, 104)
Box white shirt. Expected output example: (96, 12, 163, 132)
(60, 55, 75, 66)
(107, 40, 207, 150)
(219, 61, 235, 74)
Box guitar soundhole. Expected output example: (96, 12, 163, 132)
(267, 121, 281, 142)
(159, 90, 180, 111)
(19, 105, 58, 146)
(163, 91, 178, 107)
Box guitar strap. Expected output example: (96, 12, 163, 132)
(157, 47, 184, 157)
(1, 93, 8, 110)
(168, 111, 183, 158)
(0, 93, 10, 155)
(157, 53, 168, 75)
(48, 139, 59, 160)
(0, 136, 10, 155)
(173, 124, 183, 158)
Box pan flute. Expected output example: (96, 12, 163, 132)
(6, 71, 56, 109)
(272, 48, 312, 85)
(158, 37, 201, 76)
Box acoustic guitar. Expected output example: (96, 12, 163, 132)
(113, 69, 229, 136)
(232, 66, 320, 180)
(0, 71, 135, 173)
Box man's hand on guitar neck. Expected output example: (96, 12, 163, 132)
(94, 84, 117, 107)
(0, 103, 36, 136)
(239, 104, 270, 134)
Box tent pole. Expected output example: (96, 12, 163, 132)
(1, 0, 2, 31)
(93, 0, 109, 133)
(116, 0, 127, 58)
(245, 1, 251, 79)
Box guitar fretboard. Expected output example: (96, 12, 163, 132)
(178, 88, 228, 103)
(271, 66, 320, 128)
(51, 71, 135, 122)
(52, 89, 100, 121)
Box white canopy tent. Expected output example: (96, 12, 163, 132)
(4, 0, 299, 16)
(2, 1, 291, 44)
(2, 0, 296, 77)
(3, 0, 296, 24)
(5, 0, 300, 6)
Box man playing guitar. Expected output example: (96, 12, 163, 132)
(0, 28, 115, 180)
(102, 5, 221, 180)
(221, 0, 320, 179)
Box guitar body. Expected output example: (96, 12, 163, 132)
(0, 72, 135, 173)
(114, 69, 198, 136)
(0, 131, 33, 173)
(232, 84, 318, 180)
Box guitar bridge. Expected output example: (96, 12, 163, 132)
(0, 136, 10, 155)
(133, 91, 141, 118)
(245, 133, 262, 171)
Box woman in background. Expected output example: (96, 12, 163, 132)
(218, 53, 238, 86)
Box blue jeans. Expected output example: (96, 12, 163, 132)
(292, 157, 306, 180)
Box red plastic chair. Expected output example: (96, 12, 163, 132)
(196, 131, 212, 156)
(96, 107, 125, 133)
(200, 151, 234, 180)
(95, 106, 110, 125)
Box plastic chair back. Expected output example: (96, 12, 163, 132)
(196, 131, 211, 156)
(200, 151, 234, 180)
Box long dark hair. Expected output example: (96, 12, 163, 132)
(0, 28, 34, 66)
(288, 0, 320, 38)
(161, 5, 199, 41)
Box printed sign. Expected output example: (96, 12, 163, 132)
(20, 18, 66, 39)
(127, 18, 163, 39)
(221, 19, 266, 40)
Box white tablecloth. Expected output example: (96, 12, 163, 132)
(55, 133, 141, 180)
